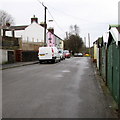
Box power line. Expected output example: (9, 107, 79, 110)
(37, 0, 43, 7)
(37, 0, 66, 34)
(47, 9, 65, 32)
(43, 2, 110, 25)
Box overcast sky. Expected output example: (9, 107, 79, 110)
(0, 0, 119, 46)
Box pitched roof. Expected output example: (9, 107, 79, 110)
(9, 25, 28, 30)
(109, 27, 120, 46)
(93, 37, 103, 47)
(54, 34, 63, 41)
(2, 23, 43, 31)
(116, 25, 120, 33)
(103, 32, 109, 43)
(109, 24, 119, 29)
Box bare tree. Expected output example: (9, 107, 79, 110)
(69, 24, 80, 35)
(64, 25, 84, 54)
(0, 10, 14, 26)
(74, 24, 79, 35)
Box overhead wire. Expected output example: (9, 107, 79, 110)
(37, 0, 66, 36)
(43, 2, 110, 25)
(47, 9, 65, 32)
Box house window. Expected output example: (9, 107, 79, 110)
(49, 38, 52, 40)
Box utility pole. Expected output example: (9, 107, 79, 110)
(40, 2, 47, 46)
(43, 4, 47, 46)
(37, 1, 47, 46)
(84, 37, 86, 47)
(66, 32, 68, 39)
(88, 33, 90, 55)
(84, 37, 86, 53)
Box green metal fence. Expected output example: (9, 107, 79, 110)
(101, 45, 107, 82)
(107, 40, 120, 104)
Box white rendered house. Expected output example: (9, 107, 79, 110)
(22, 21, 44, 43)
(2, 16, 44, 43)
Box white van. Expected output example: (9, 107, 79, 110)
(38, 47, 60, 63)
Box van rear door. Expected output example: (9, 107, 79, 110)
(39, 47, 52, 59)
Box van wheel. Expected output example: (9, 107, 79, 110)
(51, 59, 55, 64)
(39, 60, 42, 64)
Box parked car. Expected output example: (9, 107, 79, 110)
(74, 53, 83, 57)
(38, 47, 60, 63)
(58, 49, 65, 60)
(63, 50, 71, 58)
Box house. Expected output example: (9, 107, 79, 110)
(22, 16, 44, 43)
(47, 28, 55, 47)
(0, 15, 45, 63)
(54, 34, 64, 49)
(1, 15, 63, 63)
(2, 15, 44, 51)
(0, 25, 21, 64)
(59, 39, 64, 50)
(46, 28, 64, 49)
(107, 25, 120, 105)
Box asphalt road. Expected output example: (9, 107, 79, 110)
(2, 57, 115, 118)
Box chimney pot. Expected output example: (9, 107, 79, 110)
(48, 28, 54, 34)
(6, 23, 10, 27)
(31, 15, 38, 23)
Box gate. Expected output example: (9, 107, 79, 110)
(15, 50, 22, 62)
(8, 51, 15, 63)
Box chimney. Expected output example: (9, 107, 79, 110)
(6, 23, 10, 27)
(48, 28, 54, 34)
(31, 15, 38, 23)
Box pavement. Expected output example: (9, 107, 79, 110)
(1, 61, 39, 70)
(92, 63, 119, 118)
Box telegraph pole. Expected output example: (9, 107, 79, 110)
(88, 33, 90, 55)
(37, 1, 47, 46)
(38, 1, 47, 46)
(66, 32, 68, 39)
(84, 37, 86, 47)
(84, 37, 86, 53)
(42, 3, 47, 46)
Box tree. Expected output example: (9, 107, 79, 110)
(0, 10, 14, 26)
(64, 25, 84, 54)
(69, 24, 80, 36)
(64, 34, 83, 54)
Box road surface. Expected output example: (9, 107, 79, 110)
(2, 57, 115, 118)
